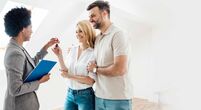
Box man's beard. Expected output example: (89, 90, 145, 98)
(93, 22, 101, 29)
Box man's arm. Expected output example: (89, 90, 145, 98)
(96, 55, 128, 76)
(87, 31, 129, 76)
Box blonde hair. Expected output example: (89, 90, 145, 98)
(77, 20, 96, 48)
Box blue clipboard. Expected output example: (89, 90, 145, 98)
(24, 60, 57, 83)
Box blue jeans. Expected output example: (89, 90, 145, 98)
(64, 87, 95, 110)
(95, 96, 132, 110)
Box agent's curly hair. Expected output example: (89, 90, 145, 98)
(4, 7, 31, 37)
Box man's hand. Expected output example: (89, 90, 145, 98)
(87, 61, 97, 73)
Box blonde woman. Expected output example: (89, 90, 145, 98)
(52, 20, 96, 110)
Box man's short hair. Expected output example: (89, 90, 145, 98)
(87, 0, 110, 17)
(4, 7, 31, 37)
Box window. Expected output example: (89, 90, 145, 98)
(0, 1, 48, 70)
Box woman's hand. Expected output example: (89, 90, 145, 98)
(38, 74, 50, 84)
(59, 69, 72, 78)
(52, 44, 63, 57)
(43, 38, 60, 51)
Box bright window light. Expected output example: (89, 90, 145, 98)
(0, 1, 48, 70)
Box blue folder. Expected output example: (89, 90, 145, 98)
(24, 60, 57, 83)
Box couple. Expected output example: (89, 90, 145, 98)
(3, 1, 133, 110)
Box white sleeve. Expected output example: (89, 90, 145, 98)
(87, 52, 97, 80)
(88, 72, 96, 81)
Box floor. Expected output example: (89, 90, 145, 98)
(133, 98, 160, 110)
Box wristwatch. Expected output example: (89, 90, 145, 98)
(93, 66, 98, 73)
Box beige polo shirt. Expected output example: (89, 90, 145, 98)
(94, 24, 133, 99)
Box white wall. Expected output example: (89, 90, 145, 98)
(151, 0, 201, 110)
(0, 70, 6, 110)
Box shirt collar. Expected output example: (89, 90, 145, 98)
(100, 23, 114, 36)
